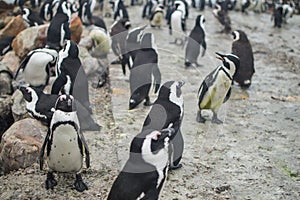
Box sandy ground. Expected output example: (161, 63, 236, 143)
(0, 4, 300, 200)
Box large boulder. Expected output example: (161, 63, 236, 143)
(0, 118, 46, 174)
(11, 24, 49, 59)
(1, 51, 20, 73)
(0, 63, 13, 95)
(11, 89, 29, 122)
(0, 15, 27, 39)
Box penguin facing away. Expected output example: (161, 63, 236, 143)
(231, 30, 254, 88)
(129, 33, 161, 110)
(149, 4, 164, 28)
(51, 40, 92, 113)
(22, 7, 44, 27)
(212, 3, 231, 34)
(108, 127, 175, 200)
(169, 1, 187, 45)
(142, 80, 185, 169)
(18, 86, 100, 131)
(14, 47, 58, 90)
(196, 52, 240, 124)
(185, 14, 206, 67)
(39, 94, 90, 192)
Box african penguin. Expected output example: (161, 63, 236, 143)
(169, 1, 187, 45)
(108, 127, 175, 200)
(129, 33, 161, 110)
(14, 47, 58, 90)
(231, 30, 254, 88)
(282, 2, 294, 23)
(142, 0, 157, 19)
(150, 4, 164, 28)
(185, 14, 206, 68)
(22, 7, 44, 27)
(212, 3, 231, 34)
(18, 86, 100, 131)
(142, 80, 185, 169)
(196, 52, 239, 124)
(51, 40, 92, 113)
(39, 94, 90, 192)
(0, 36, 14, 56)
(46, 0, 71, 50)
(112, 0, 129, 20)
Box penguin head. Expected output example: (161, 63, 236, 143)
(216, 52, 240, 71)
(232, 30, 249, 42)
(147, 127, 175, 153)
(19, 86, 35, 102)
(61, 40, 79, 58)
(140, 33, 156, 50)
(54, 94, 76, 112)
(56, 0, 72, 18)
(196, 14, 205, 27)
(129, 92, 143, 110)
(126, 24, 147, 44)
(158, 81, 185, 102)
(120, 18, 131, 29)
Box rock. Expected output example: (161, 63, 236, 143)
(70, 16, 83, 44)
(0, 51, 20, 73)
(11, 24, 49, 59)
(79, 46, 101, 76)
(11, 90, 29, 122)
(0, 118, 47, 174)
(0, 95, 14, 141)
(0, 63, 13, 95)
(0, 15, 27, 39)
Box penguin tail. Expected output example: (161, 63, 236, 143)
(184, 61, 191, 67)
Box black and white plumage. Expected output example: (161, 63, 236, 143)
(196, 52, 239, 124)
(231, 30, 254, 88)
(39, 0, 60, 21)
(185, 14, 206, 67)
(46, 0, 71, 50)
(22, 7, 44, 27)
(39, 94, 90, 192)
(18, 86, 100, 131)
(169, 1, 187, 45)
(112, 0, 129, 21)
(129, 33, 161, 110)
(0, 36, 14, 56)
(142, 80, 185, 169)
(51, 40, 92, 113)
(108, 127, 175, 200)
(14, 47, 58, 90)
(142, 0, 157, 19)
(149, 4, 164, 28)
(212, 3, 231, 33)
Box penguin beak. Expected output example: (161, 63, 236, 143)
(215, 52, 225, 61)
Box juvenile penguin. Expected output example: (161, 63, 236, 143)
(169, 1, 186, 45)
(14, 47, 58, 90)
(185, 14, 206, 67)
(212, 3, 231, 33)
(142, 80, 185, 169)
(108, 127, 175, 200)
(22, 7, 44, 27)
(51, 40, 92, 113)
(149, 4, 164, 28)
(196, 52, 239, 124)
(19, 86, 100, 131)
(39, 94, 90, 192)
(129, 33, 161, 110)
(46, 0, 71, 50)
(231, 30, 254, 88)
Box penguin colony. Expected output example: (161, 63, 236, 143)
(0, 0, 298, 198)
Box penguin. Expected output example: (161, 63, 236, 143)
(39, 94, 90, 192)
(272, 4, 283, 28)
(142, 0, 157, 19)
(231, 30, 254, 88)
(149, 4, 164, 28)
(51, 40, 92, 113)
(196, 52, 239, 124)
(112, 0, 129, 20)
(282, 2, 294, 23)
(142, 80, 185, 170)
(22, 7, 44, 27)
(109, 18, 131, 75)
(212, 3, 231, 34)
(46, 0, 71, 50)
(18, 86, 100, 131)
(125, 24, 147, 69)
(39, 0, 61, 21)
(14, 47, 58, 90)
(129, 33, 161, 110)
(169, 1, 186, 45)
(184, 14, 206, 68)
(0, 36, 14, 56)
(108, 127, 175, 200)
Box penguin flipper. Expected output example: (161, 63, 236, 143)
(39, 129, 50, 170)
(223, 87, 232, 103)
(51, 72, 67, 94)
(201, 40, 207, 57)
(79, 131, 90, 168)
(152, 64, 161, 93)
(14, 52, 33, 79)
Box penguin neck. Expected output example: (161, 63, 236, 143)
(221, 65, 236, 80)
(51, 110, 79, 126)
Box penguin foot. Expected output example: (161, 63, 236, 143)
(212, 117, 223, 124)
(169, 163, 182, 170)
(45, 172, 57, 190)
(74, 174, 88, 192)
(196, 111, 206, 123)
(111, 59, 121, 65)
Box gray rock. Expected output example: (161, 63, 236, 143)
(0, 95, 13, 120)
(0, 62, 13, 95)
(0, 118, 47, 174)
(11, 89, 29, 122)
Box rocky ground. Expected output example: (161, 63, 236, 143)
(0, 3, 300, 200)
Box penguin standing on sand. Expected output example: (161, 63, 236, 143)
(129, 33, 161, 110)
(14, 47, 58, 90)
(18, 86, 100, 131)
(149, 4, 164, 28)
(22, 7, 44, 27)
(185, 14, 206, 67)
(231, 30, 254, 88)
(108, 127, 175, 200)
(51, 40, 92, 113)
(46, 0, 71, 50)
(169, 1, 186, 45)
(142, 80, 185, 170)
(39, 94, 90, 192)
(212, 3, 231, 34)
(196, 52, 239, 124)
(112, 0, 129, 20)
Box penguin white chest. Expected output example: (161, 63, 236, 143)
(208, 73, 231, 109)
(48, 124, 82, 173)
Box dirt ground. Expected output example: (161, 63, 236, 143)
(1, 4, 300, 200)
